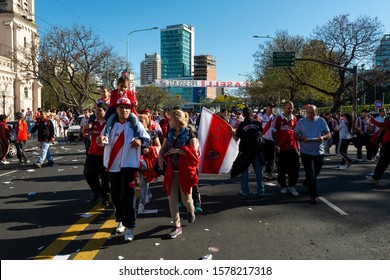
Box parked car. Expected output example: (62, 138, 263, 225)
(66, 115, 85, 142)
(6, 120, 39, 158)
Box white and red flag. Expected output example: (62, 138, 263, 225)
(198, 107, 239, 174)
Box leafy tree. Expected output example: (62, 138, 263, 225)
(285, 14, 383, 112)
(17, 25, 129, 112)
(136, 85, 169, 112)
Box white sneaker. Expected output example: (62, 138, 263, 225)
(288, 186, 299, 196)
(1, 161, 10, 165)
(145, 193, 152, 205)
(124, 228, 134, 242)
(280, 187, 288, 194)
(337, 165, 347, 170)
(138, 203, 145, 214)
(116, 222, 125, 234)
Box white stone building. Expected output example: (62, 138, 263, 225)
(0, 0, 41, 119)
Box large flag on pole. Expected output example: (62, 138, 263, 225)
(198, 107, 239, 174)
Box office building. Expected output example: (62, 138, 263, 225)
(140, 53, 161, 85)
(375, 34, 390, 70)
(193, 54, 217, 102)
(161, 24, 195, 102)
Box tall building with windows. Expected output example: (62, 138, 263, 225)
(375, 34, 390, 70)
(0, 0, 41, 118)
(140, 53, 161, 85)
(161, 24, 195, 102)
(193, 54, 217, 102)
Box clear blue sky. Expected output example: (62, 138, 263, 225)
(35, 0, 390, 83)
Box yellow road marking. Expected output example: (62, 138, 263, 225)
(72, 213, 116, 260)
(35, 203, 106, 260)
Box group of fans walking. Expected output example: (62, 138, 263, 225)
(1, 75, 389, 242)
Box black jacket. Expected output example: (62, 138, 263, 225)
(230, 117, 264, 178)
(30, 118, 55, 142)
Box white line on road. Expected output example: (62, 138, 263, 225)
(318, 197, 349, 216)
(0, 170, 17, 177)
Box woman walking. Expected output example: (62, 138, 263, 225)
(158, 109, 199, 239)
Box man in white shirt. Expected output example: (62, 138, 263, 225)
(98, 97, 150, 242)
(258, 103, 276, 179)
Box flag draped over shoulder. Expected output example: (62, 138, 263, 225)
(198, 107, 238, 174)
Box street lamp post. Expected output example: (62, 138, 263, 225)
(126, 27, 158, 66)
(253, 35, 276, 40)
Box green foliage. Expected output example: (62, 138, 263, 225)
(137, 86, 170, 112)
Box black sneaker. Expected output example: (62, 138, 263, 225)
(47, 160, 54, 166)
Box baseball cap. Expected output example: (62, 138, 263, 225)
(15, 112, 24, 118)
(116, 97, 132, 107)
(140, 108, 151, 115)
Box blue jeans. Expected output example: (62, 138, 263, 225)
(38, 141, 53, 164)
(241, 155, 264, 195)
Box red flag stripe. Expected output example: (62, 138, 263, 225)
(107, 130, 124, 171)
(201, 113, 233, 173)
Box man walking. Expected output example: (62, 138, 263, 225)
(29, 111, 55, 168)
(354, 109, 373, 161)
(258, 103, 276, 179)
(272, 101, 300, 197)
(294, 105, 331, 204)
(97, 97, 150, 242)
(231, 107, 265, 197)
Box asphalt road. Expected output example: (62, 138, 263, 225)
(1, 140, 390, 260)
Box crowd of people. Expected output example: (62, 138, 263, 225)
(1, 76, 389, 242)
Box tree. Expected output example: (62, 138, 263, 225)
(18, 25, 129, 112)
(285, 14, 383, 112)
(252, 31, 331, 107)
(136, 85, 169, 112)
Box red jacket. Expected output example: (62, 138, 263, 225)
(370, 118, 390, 144)
(163, 145, 199, 196)
(141, 145, 160, 183)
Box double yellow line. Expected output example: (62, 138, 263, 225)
(35, 204, 117, 260)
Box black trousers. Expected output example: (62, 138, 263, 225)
(83, 154, 109, 199)
(355, 133, 372, 160)
(373, 142, 390, 180)
(275, 149, 300, 188)
(338, 138, 352, 165)
(301, 153, 324, 199)
(262, 139, 275, 173)
(108, 168, 138, 229)
(16, 140, 28, 162)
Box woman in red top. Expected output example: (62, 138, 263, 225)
(15, 112, 29, 164)
(0, 114, 10, 164)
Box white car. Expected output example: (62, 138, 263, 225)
(66, 115, 84, 141)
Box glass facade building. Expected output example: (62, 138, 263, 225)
(375, 34, 390, 70)
(161, 24, 195, 102)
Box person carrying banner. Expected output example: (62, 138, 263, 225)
(231, 107, 265, 197)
